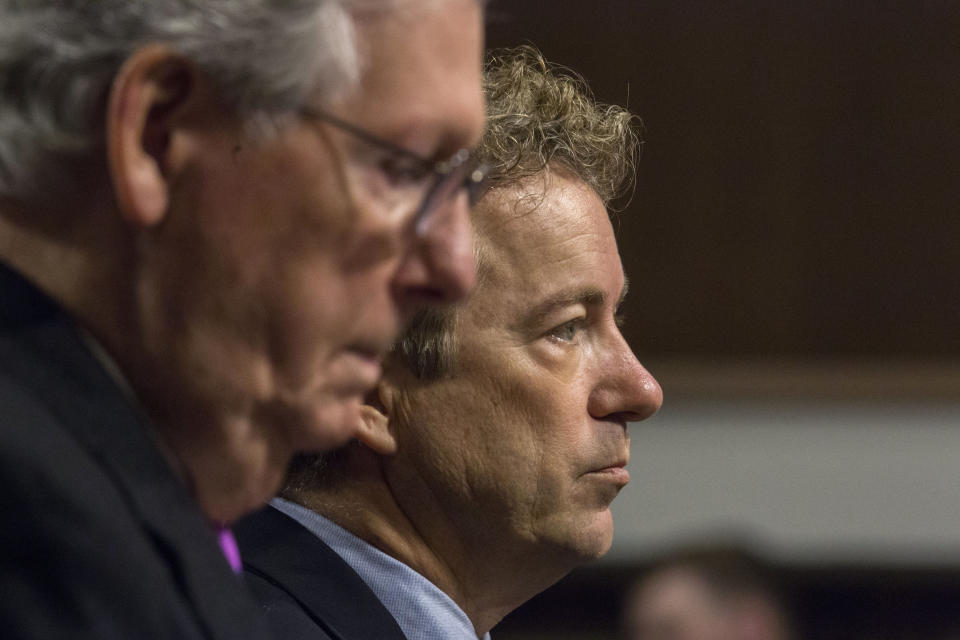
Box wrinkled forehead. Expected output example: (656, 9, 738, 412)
(472, 170, 615, 281)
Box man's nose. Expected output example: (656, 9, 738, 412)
(588, 334, 663, 424)
(391, 190, 476, 309)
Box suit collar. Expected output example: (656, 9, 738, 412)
(236, 505, 408, 640)
(0, 260, 59, 327)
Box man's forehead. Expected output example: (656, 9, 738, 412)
(339, 0, 485, 153)
(475, 174, 616, 268)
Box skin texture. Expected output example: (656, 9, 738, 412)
(314, 169, 663, 635)
(0, 0, 484, 524)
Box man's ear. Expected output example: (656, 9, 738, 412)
(106, 44, 196, 227)
(354, 382, 399, 456)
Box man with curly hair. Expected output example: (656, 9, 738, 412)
(236, 46, 663, 640)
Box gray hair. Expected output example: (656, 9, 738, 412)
(0, 0, 365, 206)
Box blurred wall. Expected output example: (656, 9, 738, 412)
(615, 398, 960, 565)
(487, 1, 960, 359)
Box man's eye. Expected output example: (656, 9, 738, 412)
(379, 155, 430, 186)
(547, 319, 583, 343)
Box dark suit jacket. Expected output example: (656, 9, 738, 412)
(0, 262, 273, 640)
(235, 505, 408, 640)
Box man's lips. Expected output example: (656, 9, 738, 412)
(587, 460, 630, 485)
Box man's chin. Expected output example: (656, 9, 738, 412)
(565, 513, 616, 562)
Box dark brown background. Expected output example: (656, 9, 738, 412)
(486, 1, 960, 362)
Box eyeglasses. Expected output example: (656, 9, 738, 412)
(300, 107, 489, 236)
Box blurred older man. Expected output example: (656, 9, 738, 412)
(236, 46, 663, 640)
(0, 0, 484, 637)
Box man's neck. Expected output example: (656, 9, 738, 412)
(293, 463, 565, 637)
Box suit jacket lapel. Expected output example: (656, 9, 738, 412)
(236, 506, 408, 640)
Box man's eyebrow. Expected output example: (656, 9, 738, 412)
(515, 288, 604, 331)
(518, 277, 630, 331)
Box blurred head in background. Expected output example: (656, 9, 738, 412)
(622, 546, 794, 640)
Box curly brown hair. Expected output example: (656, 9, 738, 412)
(478, 45, 642, 205)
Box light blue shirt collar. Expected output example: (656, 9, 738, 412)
(272, 498, 491, 640)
